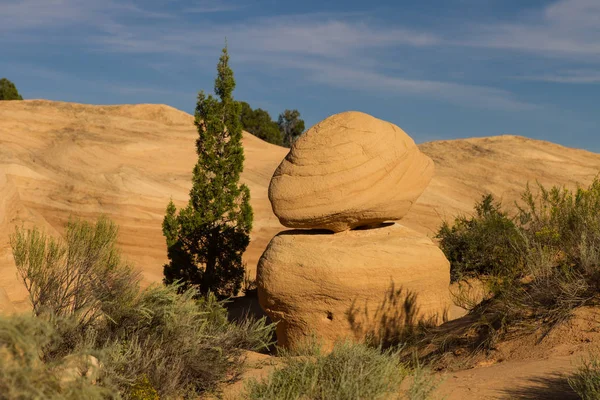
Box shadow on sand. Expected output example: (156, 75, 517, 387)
(499, 373, 578, 400)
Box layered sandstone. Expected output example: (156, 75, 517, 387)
(259, 111, 450, 350)
(257, 223, 450, 349)
(269, 111, 434, 232)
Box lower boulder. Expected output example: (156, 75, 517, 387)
(257, 223, 451, 350)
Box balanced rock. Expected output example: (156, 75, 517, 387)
(257, 223, 450, 350)
(269, 111, 434, 232)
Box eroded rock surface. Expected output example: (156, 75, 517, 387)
(269, 111, 434, 232)
(257, 223, 450, 350)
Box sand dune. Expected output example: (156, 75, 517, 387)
(1, 100, 600, 310)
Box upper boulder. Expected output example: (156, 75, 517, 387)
(269, 111, 434, 232)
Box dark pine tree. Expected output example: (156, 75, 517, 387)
(162, 46, 253, 298)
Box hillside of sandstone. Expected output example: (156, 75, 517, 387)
(2, 100, 600, 312)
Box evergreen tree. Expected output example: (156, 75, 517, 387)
(0, 78, 23, 100)
(162, 46, 253, 298)
(278, 109, 305, 147)
(238, 101, 283, 145)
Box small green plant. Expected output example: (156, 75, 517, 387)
(569, 353, 600, 400)
(245, 342, 418, 400)
(128, 375, 159, 400)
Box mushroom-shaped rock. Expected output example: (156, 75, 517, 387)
(256, 223, 451, 350)
(269, 111, 434, 232)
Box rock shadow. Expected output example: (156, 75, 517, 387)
(346, 280, 446, 348)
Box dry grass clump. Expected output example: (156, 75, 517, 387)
(6, 216, 274, 399)
(244, 341, 439, 400)
(569, 352, 600, 400)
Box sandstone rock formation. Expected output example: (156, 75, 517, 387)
(258, 111, 450, 350)
(269, 111, 434, 232)
(257, 223, 450, 349)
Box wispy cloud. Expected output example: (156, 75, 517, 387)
(298, 61, 537, 111)
(0, 0, 541, 111)
(88, 16, 439, 57)
(0, 0, 171, 32)
(518, 70, 600, 84)
(184, 0, 246, 13)
(465, 0, 600, 59)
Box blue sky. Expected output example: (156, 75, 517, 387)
(1, 0, 599, 150)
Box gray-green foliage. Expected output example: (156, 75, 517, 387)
(0, 78, 23, 100)
(244, 342, 426, 400)
(7, 216, 274, 399)
(101, 284, 273, 397)
(163, 45, 253, 298)
(11, 217, 136, 339)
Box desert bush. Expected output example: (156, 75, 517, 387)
(435, 178, 600, 350)
(101, 284, 274, 398)
(11, 217, 140, 358)
(436, 194, 524, 282)
(569, 353, 600, 400)
(0, 314, 116, 400)
(9, 216, 274, 399)
(244, 342, 439, 400)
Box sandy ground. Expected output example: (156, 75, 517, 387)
(3, 100, 600, 397)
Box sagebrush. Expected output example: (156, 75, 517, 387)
(7, 216, 274, 399)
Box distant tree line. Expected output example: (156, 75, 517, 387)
(0, 78, 23, 100)
(237, 101, 305, 147)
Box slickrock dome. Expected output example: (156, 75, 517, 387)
(269, 111, 434, 232)
(257, 223, 451, 350)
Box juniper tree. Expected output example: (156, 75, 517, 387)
(162, 46, 253, 298)
(0, 78, 23, 100)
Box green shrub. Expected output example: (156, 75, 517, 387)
(8, 216, 274, 399)
(569, 353, 600, 400)
(436, 194, 524, 281)
(436, 177, 600, 350)
(244, 342, 436, 400)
